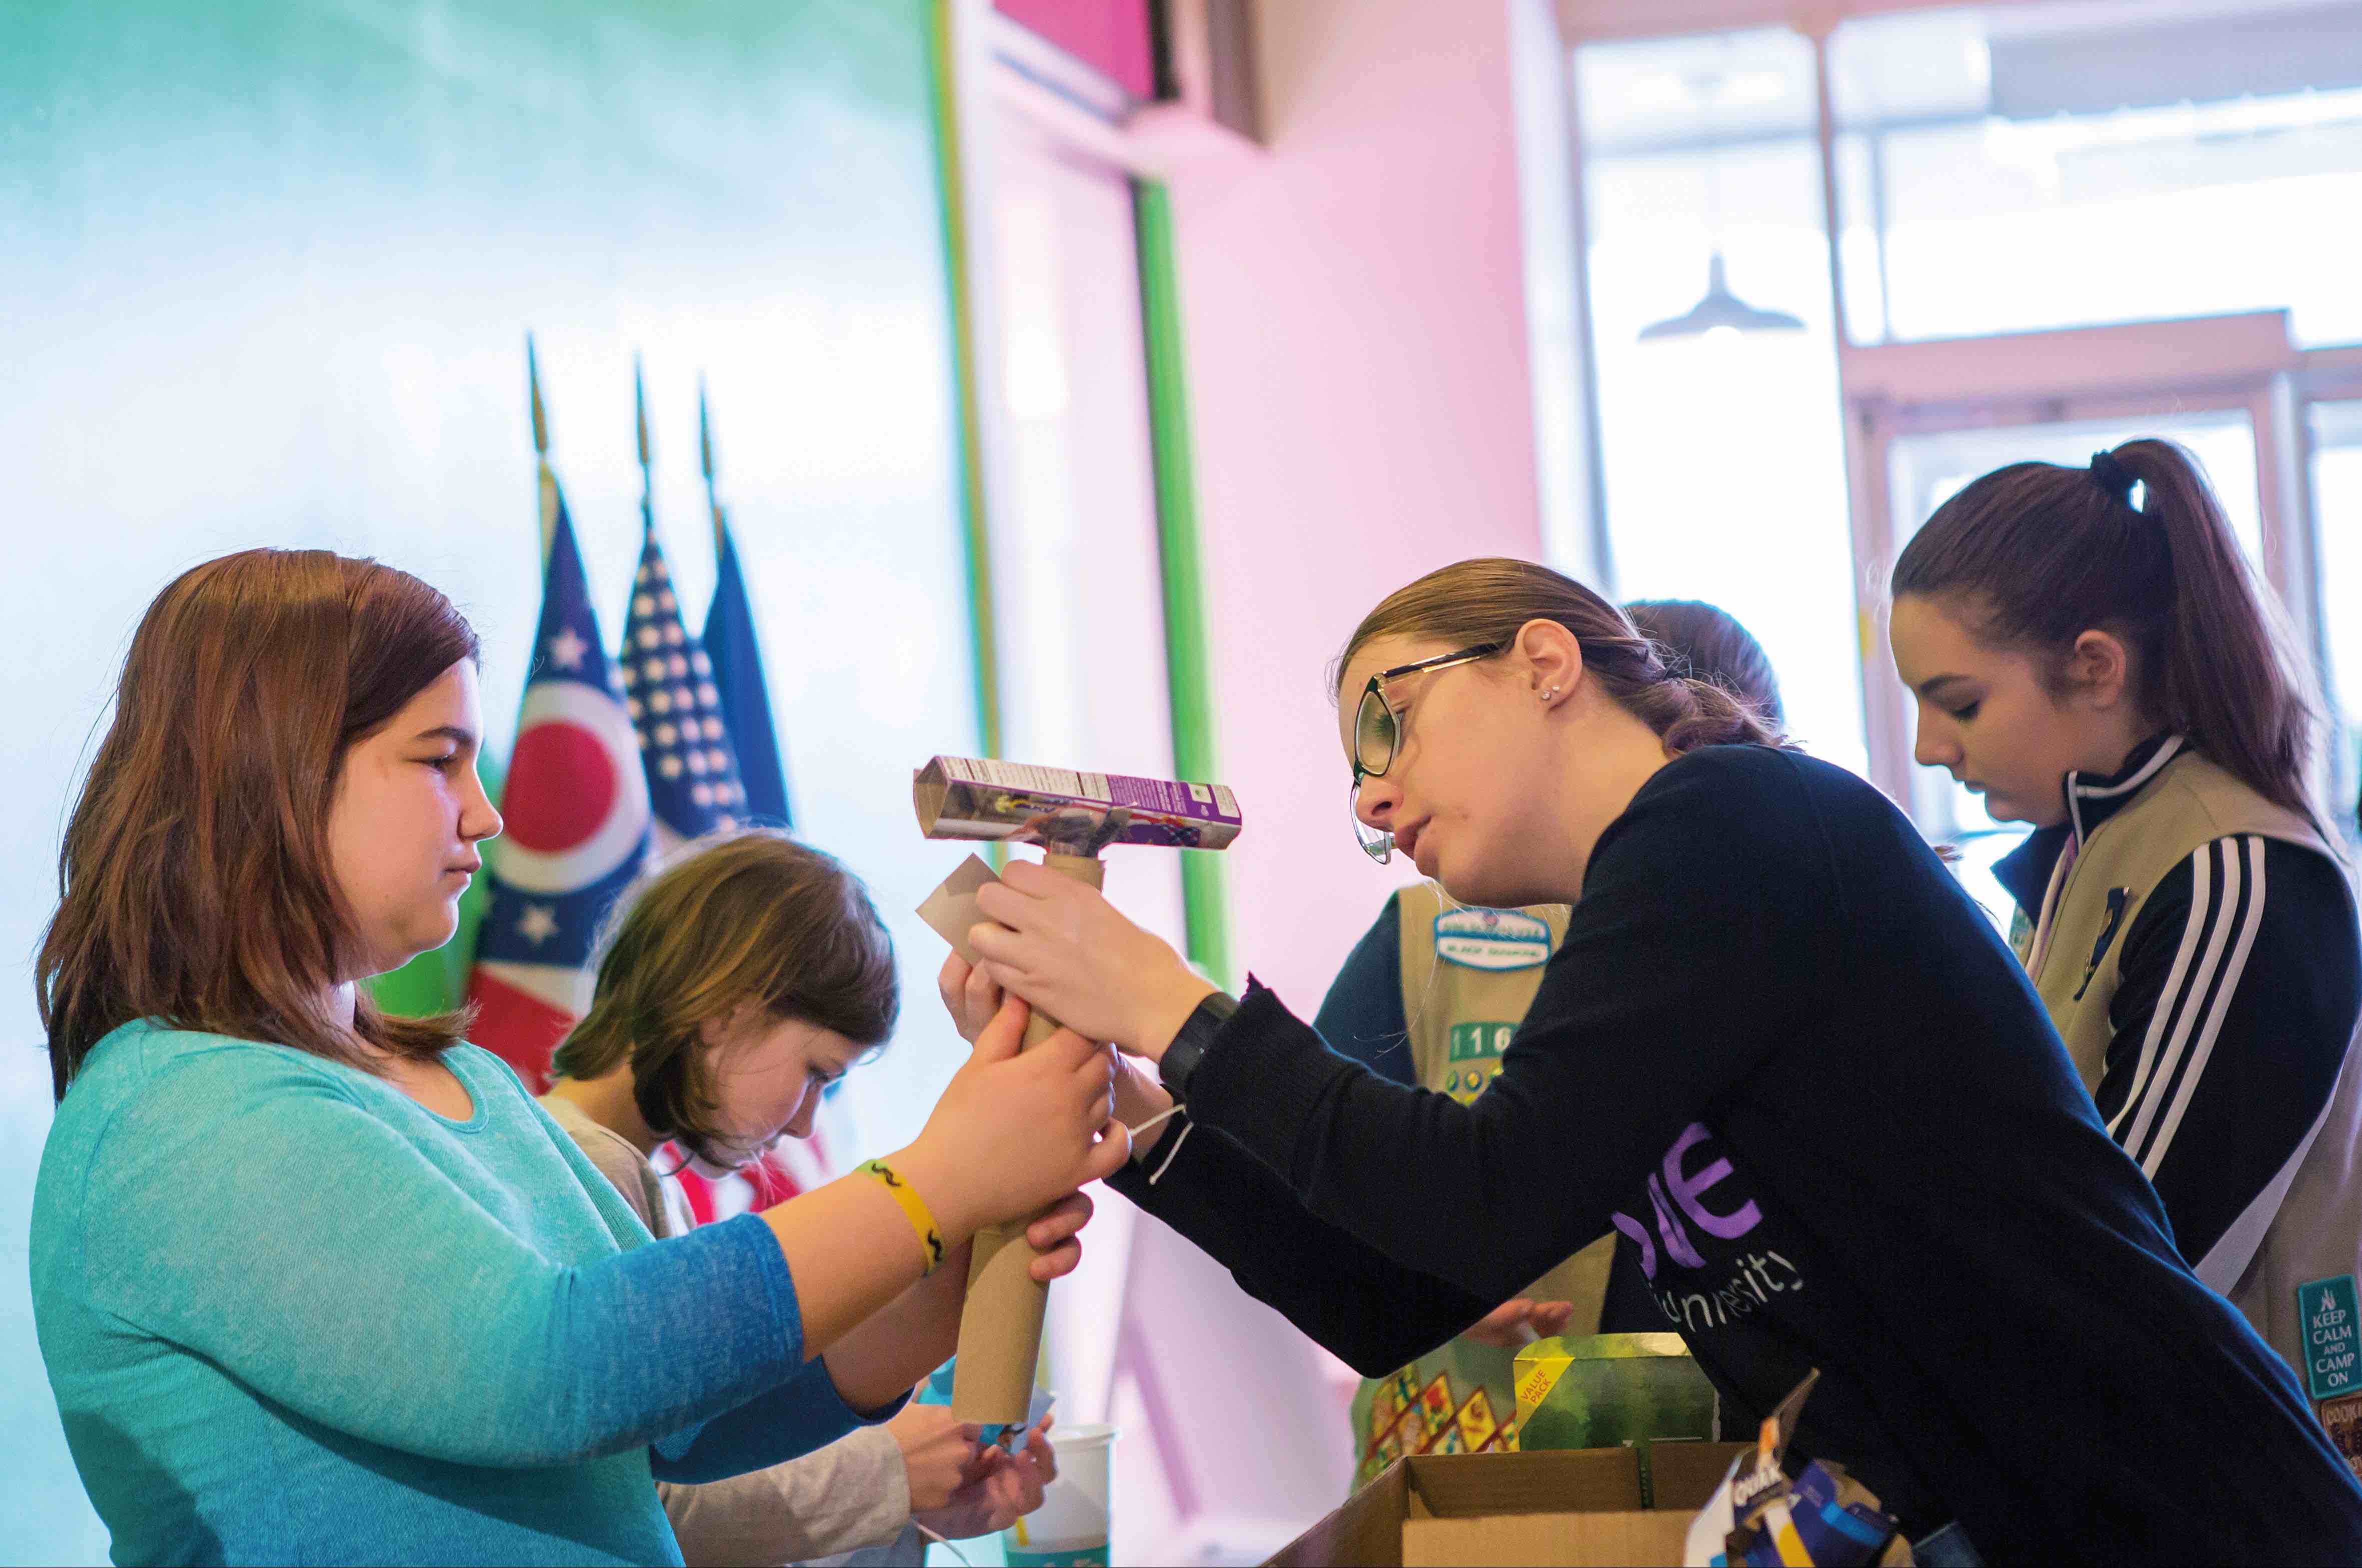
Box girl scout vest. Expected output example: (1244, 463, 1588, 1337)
(1345, 884, 1619, 1488)
(2015, 742, 2362, 1462)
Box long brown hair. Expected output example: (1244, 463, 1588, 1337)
(552, 830, 898, 1167)
(1893, 438, 2316, 818)
(1339, 559, 1784, 752)
(38, 549, 481, 1099)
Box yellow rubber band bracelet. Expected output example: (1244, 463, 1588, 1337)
(858, 1159, 946, 1276)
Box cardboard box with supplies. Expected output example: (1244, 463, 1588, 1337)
(1265, 1440, 1752, 1568)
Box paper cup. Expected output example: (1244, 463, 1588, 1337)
(1002, 1423, 1116, 1568)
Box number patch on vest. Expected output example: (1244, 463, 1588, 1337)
(1444, 1022, 1517, 1102)
(1434, 908, 1553, 970)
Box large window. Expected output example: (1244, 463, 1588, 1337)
(1830, 3, 2362, 348)
(985, 117, 1188, 956)
(1570, 1, 2362, 868)
(1576, 28, 1868, 776)
(2315, 398, 2362, 845)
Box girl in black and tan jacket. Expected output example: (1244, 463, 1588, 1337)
(1889, 440, 2362, 1434)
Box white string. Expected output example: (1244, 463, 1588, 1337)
(1148, 1119, 1192, 1186)
(913, 1521, 973, 1566)
(1128, 1100, 1192, 1186)
(1130, 1103, 1184, 1139)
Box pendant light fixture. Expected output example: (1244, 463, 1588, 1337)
(1638, 253, 1806, 340)
(1637, 62, 1807, 342)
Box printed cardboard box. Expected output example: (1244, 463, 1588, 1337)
(1264, 1442, 1753, 1568)
(1511, 1332, 1719, 1453)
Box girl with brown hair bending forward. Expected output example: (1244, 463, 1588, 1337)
(542, 830, 1059, 1565)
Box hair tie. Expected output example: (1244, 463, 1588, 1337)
(2088, 450, 2138, 508)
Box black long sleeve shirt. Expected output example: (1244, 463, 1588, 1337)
(1992, 740, 2362, 1280)
(1113, 745, 2362, 1560)
(1310, 893, 1680, 1334)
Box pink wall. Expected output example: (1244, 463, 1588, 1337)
(1171, 0, 1550, 1010)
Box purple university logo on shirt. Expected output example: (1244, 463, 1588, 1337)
(1611, 1122, 1804, 1334)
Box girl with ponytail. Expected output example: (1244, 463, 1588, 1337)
(944, 556, 2362, 1562)
(1890, 440, 2362, 1412)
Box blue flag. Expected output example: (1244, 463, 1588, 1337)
(704, 520, 794, 828)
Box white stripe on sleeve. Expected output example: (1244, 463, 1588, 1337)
(2140, 836, 2268, 1176)
(2107, 842, 2221, 1142)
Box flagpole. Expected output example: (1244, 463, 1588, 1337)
(699, 376, 727, 557)
(528, 334, 559, 562)
(635, 354, 656, 540)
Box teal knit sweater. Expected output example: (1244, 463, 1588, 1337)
(31, 1022, 873, 1566)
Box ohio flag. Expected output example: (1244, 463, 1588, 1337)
(466, 491, 652, 1090)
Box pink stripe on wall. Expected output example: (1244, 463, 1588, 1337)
(993, 0, 1156, 99)
(1170, 0, 1550, 1016)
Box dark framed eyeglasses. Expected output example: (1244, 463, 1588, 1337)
(1347, 642, 1504, 862)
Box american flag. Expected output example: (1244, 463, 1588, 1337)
(619, 526, 822, 1214)
(617, 532, 748, 852)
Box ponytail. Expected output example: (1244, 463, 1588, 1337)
(1893, 438, 2316, 818)
(1654, 676, 1781, 754)
(1625, 598, 1787, 729)
(1338, 559, 1785, 754)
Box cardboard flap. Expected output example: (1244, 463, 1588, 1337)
(1403, 1510, 1693, 1568)
(1405, 1450, 1643, 1518)
(915, 854, 998, 964)
(1645, 1440, 1756, 1512)
(1268, 1461, 1409, 1567)
(1264, 1446, 1753, 1568)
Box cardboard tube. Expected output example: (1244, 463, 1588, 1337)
(951, 850, 1105, 1427)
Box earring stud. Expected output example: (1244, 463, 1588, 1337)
(1541, 688, 1558, 702)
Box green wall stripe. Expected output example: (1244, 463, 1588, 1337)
(1133, 178, 1233, 988)
(924, 0, 1004, 763)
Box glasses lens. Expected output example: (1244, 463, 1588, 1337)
(1354, 686, 1396, 778)
(1350, 778, 1392, 863)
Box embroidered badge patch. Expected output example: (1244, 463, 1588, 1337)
(1434, 906, 1552, 970)
(2319, 1392, 2362, 1482)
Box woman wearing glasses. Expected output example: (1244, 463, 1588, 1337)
(1311, 599, 1788, 1489)
(952, 557, 2362, 1564)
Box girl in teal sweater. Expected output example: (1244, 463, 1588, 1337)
(30, 548, 1127, 1566)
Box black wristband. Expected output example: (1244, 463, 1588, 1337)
(1158, 990, 1238, 1101)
